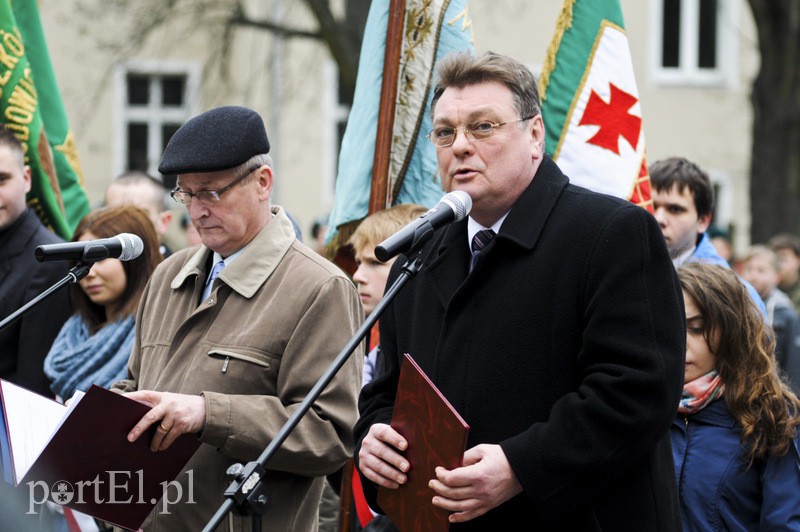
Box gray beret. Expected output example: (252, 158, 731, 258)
(158, 106, 270, 175)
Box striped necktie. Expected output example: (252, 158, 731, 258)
(470, 229, 496, 270)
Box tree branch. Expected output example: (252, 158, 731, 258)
(229, 5, 322, 40)
(303, 0, 361, 96)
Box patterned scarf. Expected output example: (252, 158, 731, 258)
(678, 370, 724, 414)
(43, 314, 135, 400)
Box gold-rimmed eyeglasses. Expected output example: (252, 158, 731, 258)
(170, 166, 260, 205)
(427, 115, 535, 148)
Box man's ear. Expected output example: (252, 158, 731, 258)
(22, 165, 31, 194)
(697, 213, 712, 234)
(157, 210, 173, 236)
(529, 115, 545, 160)
(256, 165, 274, 200)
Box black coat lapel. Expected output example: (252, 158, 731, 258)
(425, 219, 470, 308)
(497, 155, 569, 253)
(424, 155, 569, 308)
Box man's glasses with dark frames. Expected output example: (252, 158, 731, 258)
(170, 166, 260, 205)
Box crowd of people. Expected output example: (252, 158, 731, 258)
(0, 50, 798, 531)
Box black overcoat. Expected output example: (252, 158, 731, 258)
(355, 156, 686, 531)
(0, 208, 71, 395)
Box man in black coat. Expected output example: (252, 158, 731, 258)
(355, 52, 685, 530)
(0, 125, 70, 396)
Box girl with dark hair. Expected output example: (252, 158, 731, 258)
(674, 262, 800, 530)
(43, 205, 161, 401)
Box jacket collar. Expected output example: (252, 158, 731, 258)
(0, 209, 43, 258)
(170, 206, 296, 298)
(425, 155, 569, 306)
(689, 233, 728, 267)
(494, 154, 569, 250)
(679, 398, 737, 428)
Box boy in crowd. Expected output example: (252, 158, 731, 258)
(319, 203, 427, 532)
(349, 204, 428, 381)
(741, 245, 800, 393)
(768, 232, 800, 310)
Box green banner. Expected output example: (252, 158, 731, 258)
(539, 0, 652, 210)
(12, 0, 89, 232)
(540, 0, 624, 153)
(0, 0, 80, 239)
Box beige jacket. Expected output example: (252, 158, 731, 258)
(113, 206, 363, 531)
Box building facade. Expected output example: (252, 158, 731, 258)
(41, 0, 757, 251)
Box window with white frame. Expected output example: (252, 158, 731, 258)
(114, 61, 199, 189)
(650, 0, 739, 87)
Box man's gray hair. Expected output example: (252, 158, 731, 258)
(232, 154, 272, 180)
(227, 154, 274, 199)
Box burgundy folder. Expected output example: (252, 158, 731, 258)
(2, 383, 200, 530)
(377, 353, 469, 532)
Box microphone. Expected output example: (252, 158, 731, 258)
(375, 190, 472, 262)
(35, 233, 145, 263)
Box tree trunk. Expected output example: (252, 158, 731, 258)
(747, 0, 800, 243)
(303, 0, 366, 100)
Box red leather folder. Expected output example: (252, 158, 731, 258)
(377, 353, 469, 532)
(1, 382, 200, 531)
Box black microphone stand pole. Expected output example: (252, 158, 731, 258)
(0, 263, 91, 334)
(203, 252, 426, 532)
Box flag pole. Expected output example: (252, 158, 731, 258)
(368, 0, 406, 215)
(338, 6, 406, 528)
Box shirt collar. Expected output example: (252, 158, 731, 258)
(207, 248, 245, 285)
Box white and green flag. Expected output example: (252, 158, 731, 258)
(540, 0, 651, 211)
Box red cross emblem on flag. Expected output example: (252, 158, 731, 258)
(578, 83, 642, 155)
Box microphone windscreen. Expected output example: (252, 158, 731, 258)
(118, 233, 145, 261)
(442, 190, 472, 221)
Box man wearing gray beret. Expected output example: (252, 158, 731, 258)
(112, 106, 364, 530)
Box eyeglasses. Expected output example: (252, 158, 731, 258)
(170, 167, 259, 205)
(427, 115, 535, 147)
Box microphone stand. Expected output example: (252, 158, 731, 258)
(0, 263, 91, 335)
(203, 252, 427, 532)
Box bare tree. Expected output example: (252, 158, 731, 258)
(73, 0, 368, 102)
(747, 0, 800, 242)
(229, 0, 368, 99)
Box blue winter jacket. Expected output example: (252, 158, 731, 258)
(671, 399, 800, 531)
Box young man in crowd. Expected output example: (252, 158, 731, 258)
(651, 156, 765, 313)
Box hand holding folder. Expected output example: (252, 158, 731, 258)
(0, 380, 200, 531)
(376, 354, 469, 532)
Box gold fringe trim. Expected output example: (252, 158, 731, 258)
(538, 0, 575, 102)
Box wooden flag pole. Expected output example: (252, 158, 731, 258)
(339, 7, 407, 531)
(368, 0, 406, 215)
